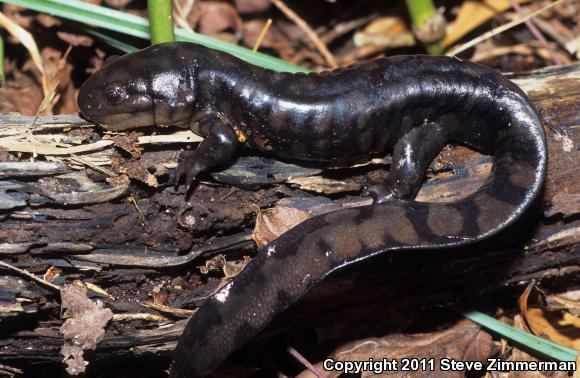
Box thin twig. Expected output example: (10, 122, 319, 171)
(270, 0, 338, 68)
(446, 0, 570, 57)
(320, 13, 377, 45)
(140, 301, 196, 316)
(0, 363, 23, 376)
(68, 154, 118, 177)
(172, 0, 195, 33)
(508, 0, 564, 65)
(0, 137, 113, 155)
(252, 18, 273, 53)
(0, 260, 61, 293)
(287, 346, 327, 378)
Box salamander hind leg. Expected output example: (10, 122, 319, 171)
(366, 120, 450, 203)
(175, 120, 239, 190)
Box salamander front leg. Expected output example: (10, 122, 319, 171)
(367, 120, 449, 203)
(175, 121, 239, 190)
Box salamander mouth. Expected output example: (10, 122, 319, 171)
(77, 82, 156, 130)
(80, 111, 156, 131)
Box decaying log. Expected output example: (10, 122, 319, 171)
(0, 63, 578, 375)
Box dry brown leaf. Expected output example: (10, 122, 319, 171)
(288, 176, 361, 194)
(60, 281, 113, 375)
(36, 13, 61, 29)
(543, 289, 580, 315)
(43, 266, 62, 283)
(524, 308, 580, 350)
(242, 20, 295, 59)
(0, 11, 48, 94)
(442, 0, 529, 48)
(0, 71, 44, 114)
(361, 16, 409, 36)
(519, 283, 580, 352)
(518, 280, 534, 318)
(200, 254, 228, 274)
(198, 1, 243, 36)
(59, 82, 80, 114)
(19, 45, 72, 115)
(57, 31, 94, 47)
(470, 41, 535, 63)
(298, 320, 494, 378)
(252, 205, 311, 248)
(2, 4, 33, 30)
(223, 256, 251, 278)
(44, 45, 74, 111)
(509, 315, 572, 378)
(199, 254, 250, 278)
(353, 16, 415, 48)
(235, 0, 271, 14)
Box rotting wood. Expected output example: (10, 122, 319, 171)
(0, 63, 578, 373)
(0, 162, 67, 178)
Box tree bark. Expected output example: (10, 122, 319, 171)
(0, 63, 578, 375)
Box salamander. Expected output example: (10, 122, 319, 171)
(77, 42, 547, 377)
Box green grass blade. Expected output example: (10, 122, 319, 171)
(0, 0, 309, 72)
(148, 0, 175, 44)
(405, 0, 444, 54)
(3, 0, 151, 38)
(85, 29, 138, 53)
(405, 0, 437, 30)
(461, 310, 578, 362)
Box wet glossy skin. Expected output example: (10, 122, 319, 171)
(78, 42, 547, 377)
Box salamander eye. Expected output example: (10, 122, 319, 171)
(104, 83, 127, 104)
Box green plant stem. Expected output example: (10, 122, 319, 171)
(425, 44, 444, 56)
(405, 0, 436, 29)
(148, 0, 174, 44)
(405, 0, 444, 54)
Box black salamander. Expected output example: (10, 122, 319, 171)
(77, 42, 547, 377)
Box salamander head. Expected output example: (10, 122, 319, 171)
(78, 43, 197, 131)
